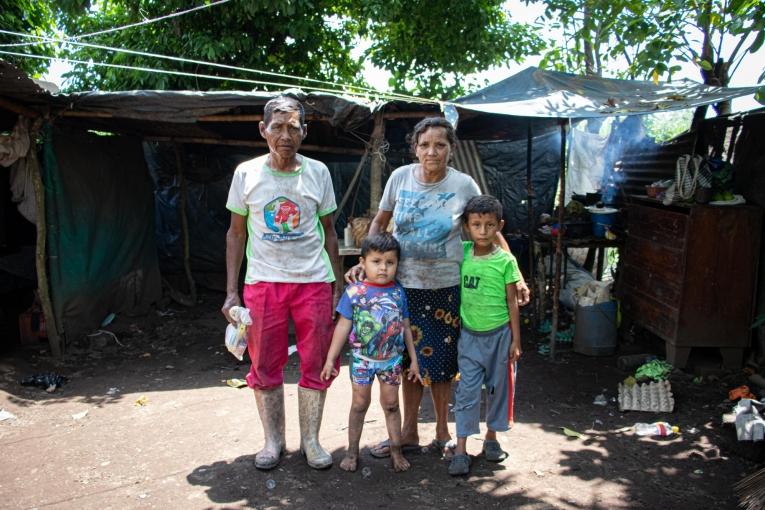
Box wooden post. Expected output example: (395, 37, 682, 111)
(526, 120, 536, 333)
(174, 144, 197, 304)
(29, 121, 63, 356)
(549, 120, 569, 360)
(369, 111, 386, 215)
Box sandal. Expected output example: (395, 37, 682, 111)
(482, 440, 508, 462)
(448, 453, 471, 476)
(430, 438, 456, 451)
(369, 439, 420, 459)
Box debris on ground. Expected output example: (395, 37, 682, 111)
(19, 372, 68, 393)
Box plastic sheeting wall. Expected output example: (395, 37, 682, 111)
(144, 142, 367, 275)
(43, 126, 161, 342)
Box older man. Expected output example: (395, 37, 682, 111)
(222, 96, 342, 470)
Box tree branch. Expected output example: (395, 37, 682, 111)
(727, 31, 750, 67)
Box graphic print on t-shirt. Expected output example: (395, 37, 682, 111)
(262, 196, 303, 241)
(394, 190, 456, 259)
(343, 283, 406, 360)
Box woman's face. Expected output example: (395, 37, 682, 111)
(414, 127, 451, 174)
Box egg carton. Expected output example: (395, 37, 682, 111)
(618, 379, 674, 413)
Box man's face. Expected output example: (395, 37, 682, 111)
(259, 110, 305, 161)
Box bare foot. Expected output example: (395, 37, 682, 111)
(339, 454, 358, 472)
(390, 451, 411, 472)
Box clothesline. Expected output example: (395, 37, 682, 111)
(0, 29, 435, 104)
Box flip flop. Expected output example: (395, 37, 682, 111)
(448, 453, 471, 476)
(369, 439, 420, 458)
(430, 438, 457, 452)
(482, 439, 508, 462)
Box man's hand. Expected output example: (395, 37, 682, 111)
(516, 280, 531, 306)
(221, 292, 241, 324)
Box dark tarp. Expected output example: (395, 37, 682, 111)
(43, 126, 161, 341)
(144, 142, 367, 276)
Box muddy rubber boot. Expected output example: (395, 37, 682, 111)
(298, 386, 333, 469)
(253, 386, 285, 470)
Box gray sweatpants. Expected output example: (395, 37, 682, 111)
(454, 325, 511, 437)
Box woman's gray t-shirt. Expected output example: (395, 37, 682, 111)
(379, 164, 480, 289)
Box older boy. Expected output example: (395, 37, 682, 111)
(449, 195, 522, 476)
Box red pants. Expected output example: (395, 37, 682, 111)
(243, 282, 336, 390)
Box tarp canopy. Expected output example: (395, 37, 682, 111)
(456, 67, 760, 119)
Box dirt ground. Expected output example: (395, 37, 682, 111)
(1, 289, 762, 510)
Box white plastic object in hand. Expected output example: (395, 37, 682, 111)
(225, 306, 252, 360)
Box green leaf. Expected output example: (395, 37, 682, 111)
(756, 87, 765, 105)
(698, 59, 714, 71)
(560, 427, 586, 439)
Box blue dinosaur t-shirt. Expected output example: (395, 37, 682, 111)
(336, 281, 410, 361)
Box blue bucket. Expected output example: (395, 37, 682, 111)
(586, 207, 618, 237)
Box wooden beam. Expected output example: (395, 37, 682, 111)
(28, 121, 63, 356)
(57, 109, 438, 123)
(144, 136, 366, 155)
(0, 97, 39, 118)
(369, 111, 386, 214)
(382, 111, 440, 120)
(60, 110, 114, 118)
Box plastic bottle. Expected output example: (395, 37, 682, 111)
(634, 422, 680, 436)
(343, 224, 355, 248)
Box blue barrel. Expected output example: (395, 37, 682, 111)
(587, 207, 618, 237)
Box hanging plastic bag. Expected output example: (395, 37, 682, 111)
(225, 306, 252, 360)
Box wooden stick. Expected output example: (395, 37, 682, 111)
(369, 111, 386, 214)
(29, 120, 63, 356)
(174, 144, 197, 305)
(0, 97, 39, 118)
(549, 120, 568, 360)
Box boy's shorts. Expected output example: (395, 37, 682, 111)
(350, 353, 403, 386)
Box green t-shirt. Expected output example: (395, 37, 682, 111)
(460, 241, 521, 332)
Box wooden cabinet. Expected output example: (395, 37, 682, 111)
(618, 200, 762, 368)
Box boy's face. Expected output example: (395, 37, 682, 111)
(360, 249, 398, 285)
(465, 212, 504, 250)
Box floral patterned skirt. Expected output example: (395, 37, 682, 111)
(403, 285, 461, 385)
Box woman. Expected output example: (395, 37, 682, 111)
(346, 117, 529, 457)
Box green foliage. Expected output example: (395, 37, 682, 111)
(642, 109, 693, 142)
(531, 0, 765, 90)
(0, 0, 57, 77)
(346, 0, 544, 97)
(4, 0, 544, 98)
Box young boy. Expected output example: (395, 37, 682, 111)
(449, 195, 522, 476)
(321, 233, 422, 472)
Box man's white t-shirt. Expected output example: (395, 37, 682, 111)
(226, 154, 337, 284)
(379, 164, 480, 289)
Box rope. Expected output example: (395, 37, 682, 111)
(0, 29, 435, 104)
(75, 0, 233, 40)
(0, 49, 431, 103)
(675, 154, 702, 201)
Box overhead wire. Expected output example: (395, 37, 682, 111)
(0, 29, 435, 104)
(0, 49, 435, 104)
(74, 0, 233, 40)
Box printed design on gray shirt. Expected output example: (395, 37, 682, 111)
(262, 196, 304, 241)
(395, 189, 456, 259)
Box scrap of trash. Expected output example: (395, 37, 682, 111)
(20, 372, 68, 393)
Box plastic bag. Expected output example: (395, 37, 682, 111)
(225, 306, 252, 360)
